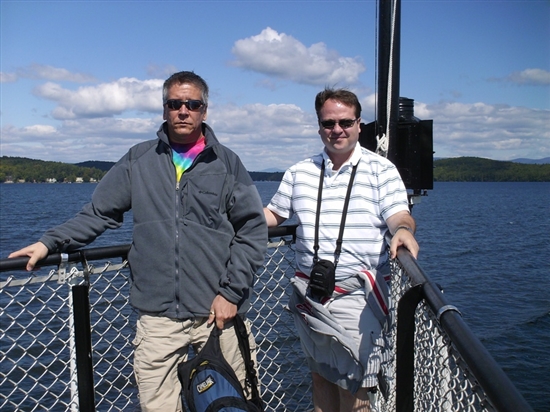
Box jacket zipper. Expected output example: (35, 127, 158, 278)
(172, 141, 209, 317)
(174, 165, 181, 316)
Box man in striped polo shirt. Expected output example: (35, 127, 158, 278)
(264, 88, 419, 412)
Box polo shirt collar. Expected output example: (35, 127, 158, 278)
(322, 143, 361, 171)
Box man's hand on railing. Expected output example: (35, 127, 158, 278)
(389, 230, 419, 260)
(8, 242, 49, 271)
(386, 211, 419, 260)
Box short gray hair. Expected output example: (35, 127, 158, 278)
(162, 71, 209, 106)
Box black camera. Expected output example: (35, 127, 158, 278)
(309, 259, 336, 299)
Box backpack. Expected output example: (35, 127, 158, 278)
(178, 316, 263, 412)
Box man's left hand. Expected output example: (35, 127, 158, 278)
(389, 229, 419, 259)
(387, 211, 419, 259)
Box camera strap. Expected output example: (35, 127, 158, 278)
(313, 160, 358, 267)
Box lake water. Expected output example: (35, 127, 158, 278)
(1, 181, 549, 411)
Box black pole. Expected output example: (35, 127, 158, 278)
(377, 0, 390, 135)
(395, 284, 423, 412)
(72, 284, 96, 412)
(377, 0, 401, 158)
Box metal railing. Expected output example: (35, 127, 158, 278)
(0, 226, 532, 411)
(387, 249, 533, 412)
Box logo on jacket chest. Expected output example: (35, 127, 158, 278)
(199, 190, 218, 196)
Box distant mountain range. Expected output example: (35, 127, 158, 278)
(74, 157, 550, 183)
(75, 162, 290, 173)
(76, 157, 550, 172)
(432, 157, 550, 165)
(510, 157, 550, 164)
(1, 156, 549, 183)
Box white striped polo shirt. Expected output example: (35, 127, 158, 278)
(267, 144, 409, 281)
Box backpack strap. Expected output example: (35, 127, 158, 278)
(233, 316, 263, 411)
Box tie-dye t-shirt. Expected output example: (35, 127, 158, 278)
(171, 137, 206, 181)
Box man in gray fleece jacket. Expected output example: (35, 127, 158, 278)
(9, 71, 268, 411)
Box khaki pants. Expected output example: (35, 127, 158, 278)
(132, 314, 258, 412)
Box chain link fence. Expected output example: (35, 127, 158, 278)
(1, 230, 531, 411)
(380, 258, 494, 412)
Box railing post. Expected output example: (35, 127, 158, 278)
(72, 283, 96, 412)
(396, 283, 423, 412)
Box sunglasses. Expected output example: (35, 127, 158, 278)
(165, 99, 205, 111)
(320, 118, 359, 130)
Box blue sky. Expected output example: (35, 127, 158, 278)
(2, 0, 549, 171)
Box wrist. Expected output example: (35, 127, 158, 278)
(394, 226, 415, 236)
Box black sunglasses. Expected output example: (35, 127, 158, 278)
(165, 99, 205, 111)
(320, 118, 359, 130)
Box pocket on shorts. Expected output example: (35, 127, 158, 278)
(244, 319, 257, 353)
(132, 330, 143, 347)
(132, 316, 147, 347)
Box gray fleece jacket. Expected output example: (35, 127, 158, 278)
(40, 122, 267, 319)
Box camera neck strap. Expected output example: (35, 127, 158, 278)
(313, 160, 358, 266)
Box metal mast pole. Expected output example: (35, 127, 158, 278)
(376, 0, 401, 160)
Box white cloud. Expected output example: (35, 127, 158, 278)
(33, 78, 164, 119)
(2, 86, 549, 171)
(22, 64, 96, 83)
(419, 101, 550, 160)
(489, 68, 550, 86)
(208, 102, 321, 170)
(20, 124, 58, 136)
(60, 117, 160, 136)
(507, 68, 550, 85)
(0, 72, 18, 83)
(146, 64, 179, 79)
(1, 64, 96, 83)
(1, 115, 161, 163)
(231, 27, 365, 86)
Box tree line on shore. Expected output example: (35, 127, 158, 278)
(1, 157, 106, 183)
(431, 157, 550, 182)
(1, 156, 549, 183)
